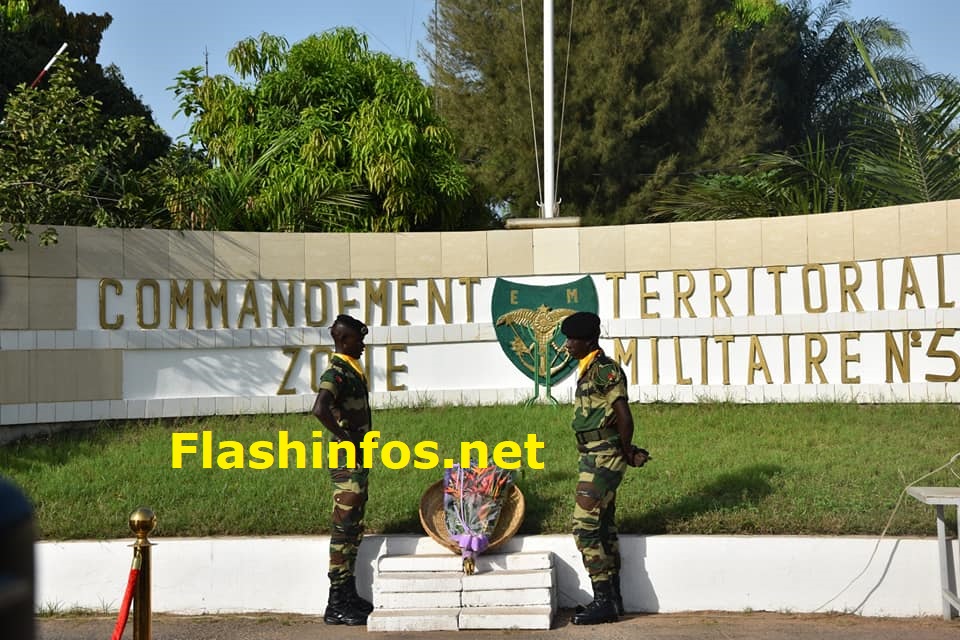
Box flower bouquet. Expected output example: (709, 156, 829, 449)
(443, 462, 515, 574)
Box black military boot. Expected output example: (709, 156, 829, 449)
(343, 575, 374, 615)
(571, 580, 619, 625)
(611, 573, 625, 616)
(575, 575, 624, 617)
(323, 582, 368, 626)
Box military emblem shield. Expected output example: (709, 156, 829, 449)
(491, 276, 599, 384)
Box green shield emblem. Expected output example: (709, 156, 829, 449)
(491, 276, 599, 384)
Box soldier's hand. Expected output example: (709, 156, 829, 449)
(625, 445, 651, 467)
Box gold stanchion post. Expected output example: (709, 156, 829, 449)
(129, 507, 156, 640)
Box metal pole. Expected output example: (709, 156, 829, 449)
(29, 43, 68, 89)
(542, 0, 554, 218)
(129, 507, 156, 640)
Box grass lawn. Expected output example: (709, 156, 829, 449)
(1, 403, 958, 540)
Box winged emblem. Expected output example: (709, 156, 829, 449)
(496, 305, 577, 379)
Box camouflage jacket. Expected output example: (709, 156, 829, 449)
(317, 355, 371, 436)
(571, 350, 627, 435)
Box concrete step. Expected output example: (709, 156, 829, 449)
(462, 568, 554, 591)
(459, 606, 555, 630)
(374, 590, 461, 610)
(461, 586, 555, 608)
(374, 567, 553, 594)
(373, 571, 462, 594)
(378, 551, 553, 573)
(366, 608, 459, 632)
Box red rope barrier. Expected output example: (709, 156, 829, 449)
(111, 552, 141, 640)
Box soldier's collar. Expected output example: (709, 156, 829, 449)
(577, 349, 602, 379)
(332, 353, 366, 382)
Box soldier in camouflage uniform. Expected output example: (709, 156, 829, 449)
(561, 311, 650, 625)
(312, 314, 374, 626)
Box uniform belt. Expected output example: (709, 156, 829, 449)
(575, 426, 619, 445)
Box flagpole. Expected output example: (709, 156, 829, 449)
(542, 0, 554, 218)
(30, 42, 68, 89)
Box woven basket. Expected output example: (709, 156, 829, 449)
(418, 479, 525, 555)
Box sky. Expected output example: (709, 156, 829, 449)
(56, 0, 960, 140)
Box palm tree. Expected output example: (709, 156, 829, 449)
(774, 0, 921, 148)
(653, 1, 960, 221)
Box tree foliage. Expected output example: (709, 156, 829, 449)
(0, 0, 169, 168)
(171, 28, 472, 232)
(768, 0, 920, 148)
(0, 60, 166, 250)
(655, 1, 960, 221)
(427, 0, 790, 224)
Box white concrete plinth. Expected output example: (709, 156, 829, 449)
(371, 550, 557, 630)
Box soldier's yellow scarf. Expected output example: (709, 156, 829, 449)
(333, 353, 366, 383)
(577, 349, 601, 379)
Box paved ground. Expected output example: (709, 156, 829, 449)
(37, 610, 960, 640)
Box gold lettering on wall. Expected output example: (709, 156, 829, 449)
(747, 267, 755, 316)
(747, 335, 772, 384)
(673, 337, 692, 385)
(840, 332, 861, 384)
(386, 344, 408, 391)
(305, 280, 327, 327)
(365, 279, 388, 326)
(699, 336, 708, 384)
(714, 335, 733, 385)
(337, 280, 360, 317)
(673, 270, 696, 318)
(802, 264, 828, 313)
(204, 280, 229, 329)
(397, 279, 418, 326)
(271, 280, 295, 328)
(876, 259, 885, 310)
(650, 337, 659, 385)
(639, 271, 660, 319)
(277, 346, 299, 395)
(926, 329, 960, 382)
(613, 337, 638, 385)
(839, 262, 864, 312)
(510, 289, 519, 304)
(459, 277, 479, 323)
(885, 331, 911, 383)
(899, 257, 925, 310)
(170, 279, 194, 329)
(782, 334, 791, 384)
(427, 279, 452, 325)
(238, 280, 262, 328)
(99, 278, 124, 329)
(767, 266, 787, 315)
(938, 255, 956, 308)
(709, 269, 733, 318)
(136, 279, 161, 329)
(606, 273, 625, 319)
(804, 334, 827, 384)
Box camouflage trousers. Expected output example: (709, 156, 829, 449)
(327, 462, 370, 586)
(573, 446, 626, 582)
